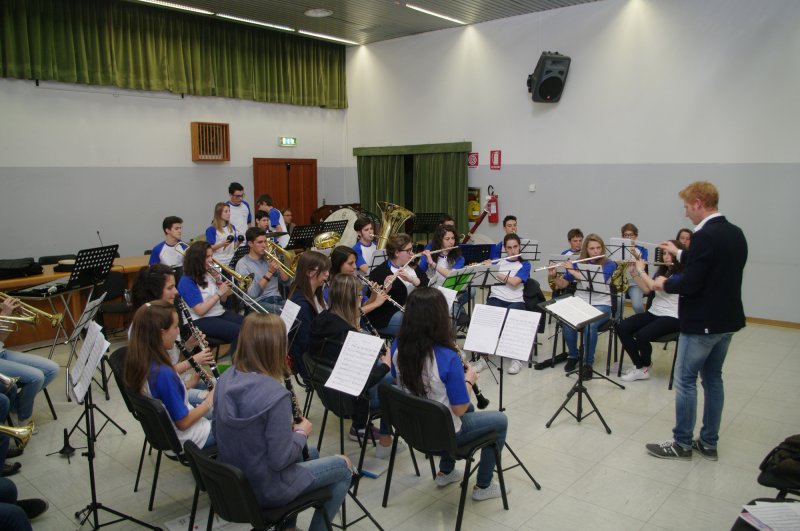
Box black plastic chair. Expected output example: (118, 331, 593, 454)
(183, 441, 334, 531)
(95, 271, 132, 328)
(126, 391, 212, 529)
(378, 383, 508, 531)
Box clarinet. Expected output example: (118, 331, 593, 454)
(174, 339, 215, 391)
(360, 309, 392, 360)
(176, 297, 221, 379)
(284, 374, 310, 461)
(459, 350, 490, 410)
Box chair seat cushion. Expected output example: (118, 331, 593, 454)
(454, 431, 499, 460)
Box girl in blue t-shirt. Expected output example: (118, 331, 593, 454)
(391, 287, 509, 502)
(125, 301, 215, 449)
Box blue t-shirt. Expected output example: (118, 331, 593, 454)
(147, 362, 189, 422)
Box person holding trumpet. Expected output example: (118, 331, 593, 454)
(235, 228, 289, 314)
(177, 242, 243, 359)
(0, 295, 59, 431)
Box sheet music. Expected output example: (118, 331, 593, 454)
(496, 309, 541, 361)
(436, 286, 457, 311)
(70, 321, 109, 403)
(325, 331, 385, 396)
(67, 293, 107, 343)
(463, 304, 506, 354)
(281, 299, 300, 336)
(577, 263, 610, 294)
(742, 502, 800, 531)
(548, 296, 605, 328)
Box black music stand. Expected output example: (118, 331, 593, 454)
(286, 223, 321, 250)
(409, 212, 448, 242)
(368, 250, 387, 273)
(500, 238, 540, 263)
(228, 245, 249, 270)
(456, 244, 493, 317)
(320, 219, 348, 239)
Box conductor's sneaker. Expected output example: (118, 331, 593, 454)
(471, 481, 510, 501)
(16, 498, 49, 520)
(692, 439, 719, 461)
(564, 358, 579, 372)
(646, 440, 692, 460)
(580, 365, 593, 380)
(435, 469, 463, 487)
(621, 367, 650, 382)
(508, 360, 522, 375)
(473, 358, 489, 373)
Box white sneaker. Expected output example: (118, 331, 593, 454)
(621, 367, 650, 382)
(472, 358, 488, 373)
(375, 438, 407, 459)
(507, 360, 522, 375)
(435, 469, 463, 487)
(471, 481, 510, 501)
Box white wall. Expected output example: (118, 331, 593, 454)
(345, 0, 800, 322)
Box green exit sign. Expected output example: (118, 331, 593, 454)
(279, 137, 297, 147)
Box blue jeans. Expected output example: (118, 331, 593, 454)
(672, 332, 733, 449)
(620, 284, 646, 315)
(194, 311, 243, 358)
(377, 310, 403, 337)
(0, 349, 59, 421)
(562, 305, 611, 367)
(254, 295, 285, 315)
(291, 448, 352, 531)
(439, 406, 508, 488)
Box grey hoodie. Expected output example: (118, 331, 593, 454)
(213, 368, 313, 508)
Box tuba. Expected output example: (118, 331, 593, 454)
(375, 201, 414, 250)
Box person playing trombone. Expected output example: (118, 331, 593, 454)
(235, 228, 289, 314)
(177, 242, 243, 359)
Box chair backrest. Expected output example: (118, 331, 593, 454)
(183, 441, 267, 527)
(378, 383, 457, 456)
(127, 391, 184, 455)
(303, 350, 359, 418)
(38, 253, 77, 265)
(106, 347, 137, 416)
(97, 271, 127, 300)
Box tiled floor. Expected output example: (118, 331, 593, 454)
(7, 319, 800, 530)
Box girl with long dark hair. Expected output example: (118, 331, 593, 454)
(287, 251, 330, 378)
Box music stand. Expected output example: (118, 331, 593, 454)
(286, 223, 321, 250)
(368, 250, 387, 273)
(320, 219, 348, 239)
(456, 244, 493, 317)
(502, 238, 540, 263)
(229, 245, 249, 270)
(409, 212, 448, 242)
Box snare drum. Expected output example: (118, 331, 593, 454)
(323, 207, 360, 248)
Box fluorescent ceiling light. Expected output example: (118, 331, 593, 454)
(217, 14, 294, 32)
(136, 0, 213, 15)
(298, 30, 359, 46)
(405, 4, 466, 25)
(305, 8, 333, 18)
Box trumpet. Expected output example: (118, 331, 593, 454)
(0, 372, 20, 393)
(0, 292, 64, 328)
(0, 314, 37, 333)
(0, 422, 34, 449)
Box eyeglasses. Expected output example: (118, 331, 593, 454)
(400, 247, 414, 253)
(622, 232, 637, 238)
(232, 193, 245, 199)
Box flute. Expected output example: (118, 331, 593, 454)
(284, 373, 310, 461)
(534, 254, 608, 272)
(355, 274, 405, 313)
(174, 339, 215, 391)
(176, 297, 221, 379)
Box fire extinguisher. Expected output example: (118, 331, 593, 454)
(487, 186, 499, 224)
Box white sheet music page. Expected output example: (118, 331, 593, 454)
(463, 304, 506, 354)
(496, 309, 541, 361)
(325, 331, 385, 396)
(577, 263, 611, 294)
(70, 321, 109, 403)
(436, 286, 458, 311)
(548, 296, 604, 329)
(280, 299, 301, 336)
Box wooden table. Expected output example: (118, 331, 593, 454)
(0, 255, 149, 348)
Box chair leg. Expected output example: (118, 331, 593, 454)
(455, 459, 473, 531)
(493, 444, 509, 510)
(148, 450, 162, 511)
(134, 439, 147, 492)
(317, 408, 329, 451)
(187, 485, 199, 531)
(381, 436, 400, 507)
(43, 388, 58, 420)
(339, 416, 345, 455)
(427, 454, 436, 480)
(408, 446, 420, 477)
(303, 387, 315, 418)
(205, 505, 214, 531)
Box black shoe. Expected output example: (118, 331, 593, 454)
(580, 365, 593, 380)
(692, 439, 719, 461)
(1, 462, 21, 477)
(564, 358, 578, 372)
(5, 447, 24, 458)
(16, 498, 49, 520)
(646, 440, 692, 460)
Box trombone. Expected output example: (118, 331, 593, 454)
(207, 262, 270, 315)
(175, 246, 254, 292)
(0, 292, 64, 328)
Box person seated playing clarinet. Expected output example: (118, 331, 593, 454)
(287, 251, 330, 379)
(549, 233, 617, 380)
(310, 274, 399, 458)
(177, 242, 243, 359)
(213, 313, 352, 531)
(392, 287, 508, 501)
(616, 240, 685, 381)
(329, 246, 387, 316)
(368, 233, 429, 337)
(235, 228, 289, 314)
(131, 264, 215, 407)
(125, 301, 215, 449)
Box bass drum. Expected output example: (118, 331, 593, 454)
(323, 207, 360, 248)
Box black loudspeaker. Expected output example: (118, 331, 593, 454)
(527, 52, 571, 103)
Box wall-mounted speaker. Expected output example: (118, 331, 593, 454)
(527, 52, 571, 103)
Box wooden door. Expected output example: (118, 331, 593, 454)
(253, 158, 318, 224)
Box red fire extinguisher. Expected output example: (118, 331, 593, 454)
(487, 186, 499, 224)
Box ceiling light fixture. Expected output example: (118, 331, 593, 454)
(304, 8, 334, 18)
(136, 0, 213, 15)
(217, 14, 294, 32)
(298, 30, 359, 46)
(405, 4, 466, 25)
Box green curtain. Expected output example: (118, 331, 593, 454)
(356, 155, 405, 219)
(0, 0, 347, 108)
(412, 152, 468, 235)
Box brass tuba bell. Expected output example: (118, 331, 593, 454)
(0, 422, 34, 449)
(375, 201, 414, 250)
(313, 231, 341, 250)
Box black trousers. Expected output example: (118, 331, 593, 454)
(616, 311, 678, 368)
